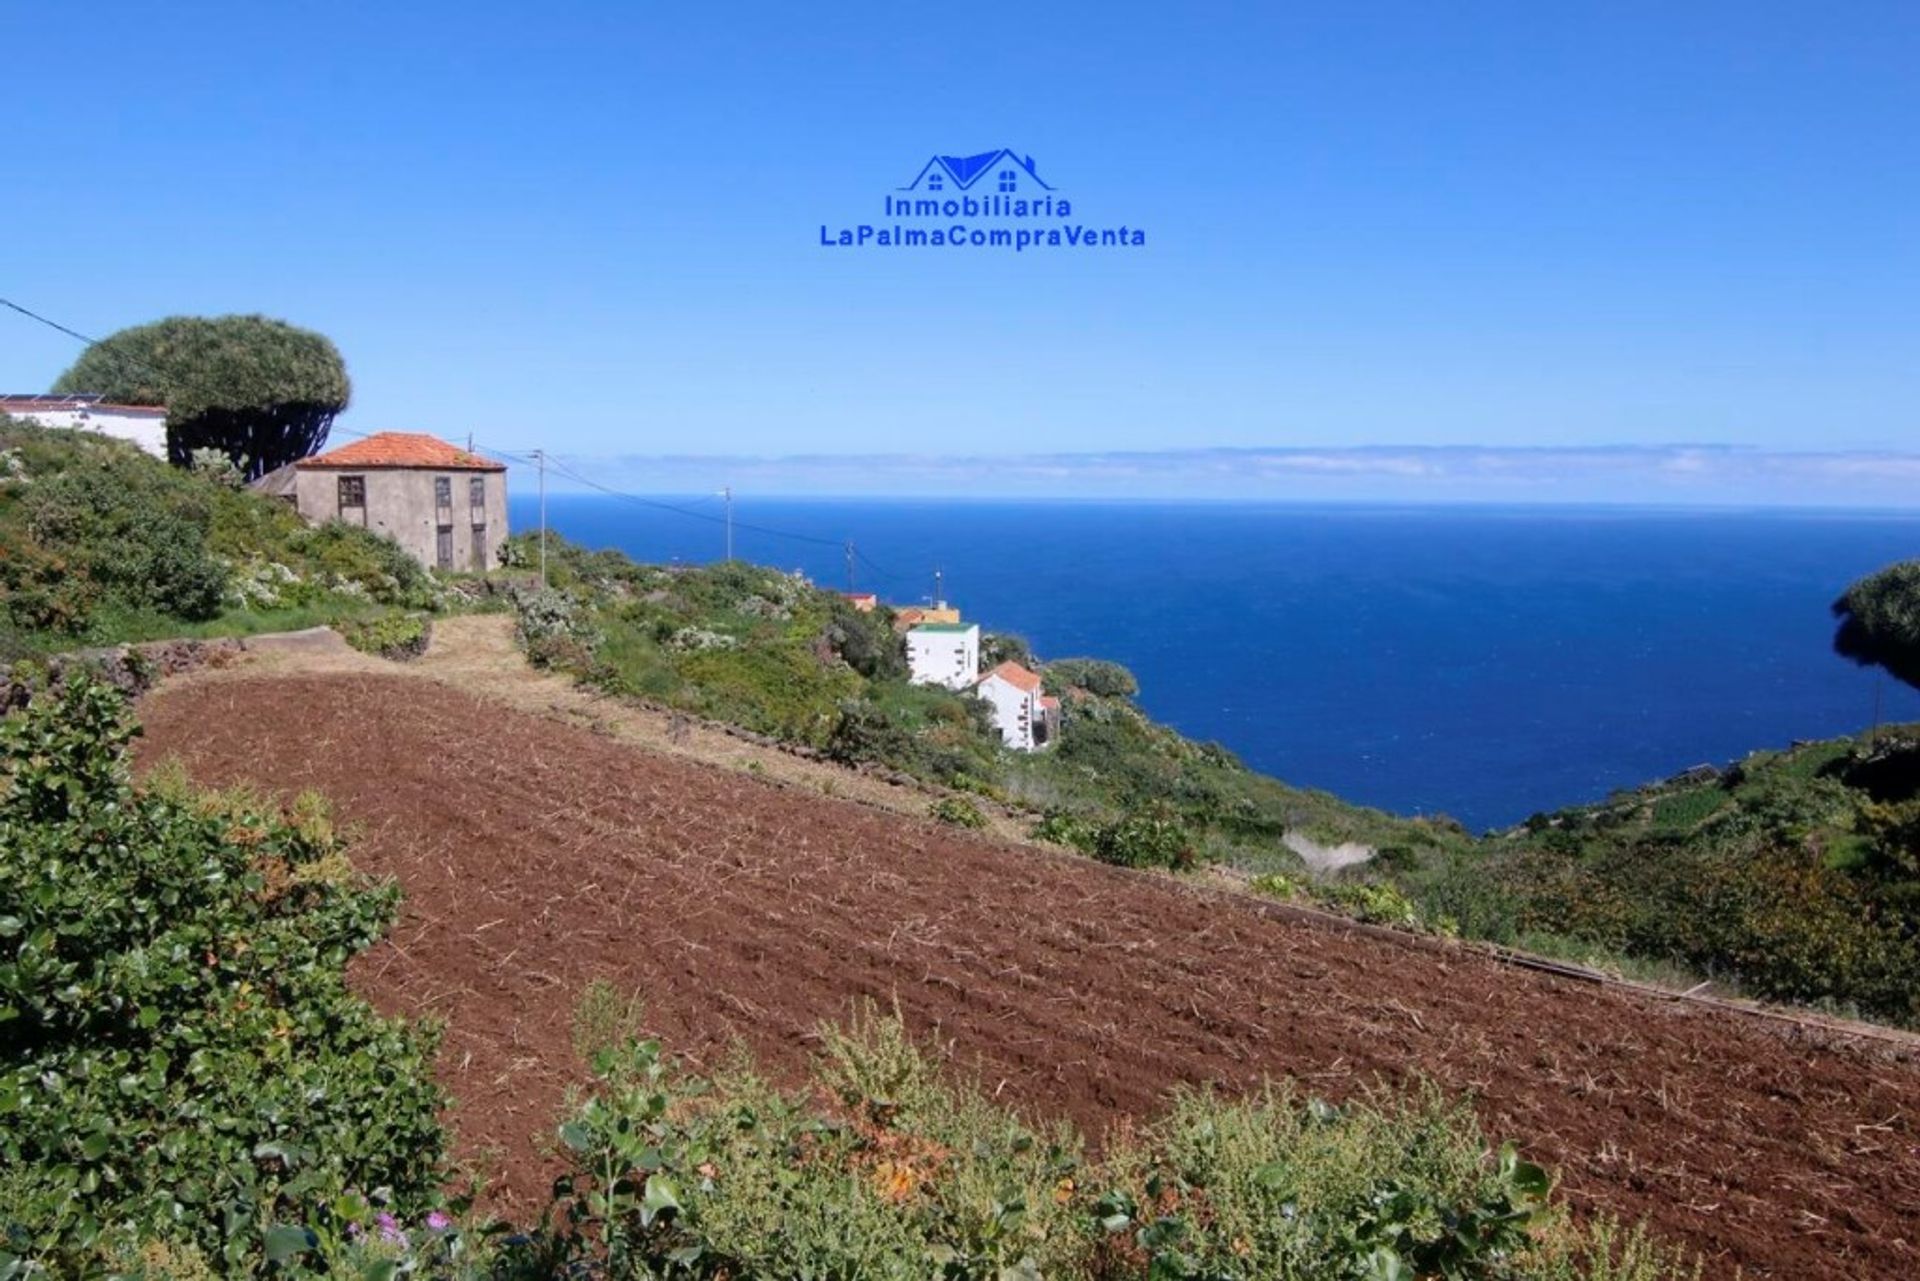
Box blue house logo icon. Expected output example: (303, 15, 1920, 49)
(900, 149, 1053, 195)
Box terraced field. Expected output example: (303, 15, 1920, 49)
(136, 669, 1920, 1278)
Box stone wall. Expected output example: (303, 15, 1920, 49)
(1, 637, 246, 714)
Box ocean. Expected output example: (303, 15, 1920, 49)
(509, 494, 1920, 831)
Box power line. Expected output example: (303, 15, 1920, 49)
(0, 296, 105, 349)
(472, 439, 945, 596)
(507, 446, 850, 551)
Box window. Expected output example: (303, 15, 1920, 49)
(468, 477, 486, 508)
(998, 170, 1015, 192)
(436, 525, 454, 570)
(927, 171, 944, 191)
(337, 475, 366, 524)
(434, 476, 453, 508)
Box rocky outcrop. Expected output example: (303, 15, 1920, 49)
(1, 636, 246, 713)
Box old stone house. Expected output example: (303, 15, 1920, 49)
(261, 432, 508, 573)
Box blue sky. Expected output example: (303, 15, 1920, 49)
(3, 3, 1916, 500)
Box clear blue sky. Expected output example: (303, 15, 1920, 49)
(3, 3, 1916, 498)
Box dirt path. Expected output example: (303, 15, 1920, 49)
(135, 664, 1920, 1279)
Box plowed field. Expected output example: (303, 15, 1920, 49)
(136, 672, 1920, 1278)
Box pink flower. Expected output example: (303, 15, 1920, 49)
(376, 1212, 405, 1245)
(427, 1211, 452, 1232)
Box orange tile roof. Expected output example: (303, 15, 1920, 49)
(299, 431, 504, 471)
(1039, 695, 1061, 710)
(978, 660, 1043, 693)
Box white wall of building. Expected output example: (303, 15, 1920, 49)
(975, 673, 1038, 750)
(906, 624, 980, 690)
(2, 401, 168, 458)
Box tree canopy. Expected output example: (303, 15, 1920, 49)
(51, 314, 350, 479)
(1833, 560, 1920, 690)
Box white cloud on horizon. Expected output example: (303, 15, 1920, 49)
(533, 444, 1920, 507)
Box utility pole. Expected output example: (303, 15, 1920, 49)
(845, 540, 856, 593)
(934, 568, 944, 608)
(722, 486, 734, 562)
(531, 448, 547, 588)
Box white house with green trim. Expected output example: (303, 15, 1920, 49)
(906, 622, 980, 690)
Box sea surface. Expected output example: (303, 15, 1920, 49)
(509, 494, 1920, 830)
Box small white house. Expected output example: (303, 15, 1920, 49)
(906, 622, 980, 690)
(974, 660, 1060, 752)
(1, 394, 168, 457)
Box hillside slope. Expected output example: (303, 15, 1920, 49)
(134, 664, 1920, 1279)
(1382, 728, 1920, 1025)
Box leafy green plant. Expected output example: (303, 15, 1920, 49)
(0, 678, 445, 1272)
(1093, 1085, 1557, 1280)
(1322, 880, 1424, 929)
(1091, 806, 1198, 871)
(930, 795, 989, 829)
(338, 611, 431, 660)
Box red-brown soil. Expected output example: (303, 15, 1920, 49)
(136, 672, 1920, 1278)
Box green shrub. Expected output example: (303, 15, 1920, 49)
(1250, 871, 1305, 901)
(1095, 1085, 1554, 1279)
(524, 1009, 1696, 1281)
(0, 536, 98, 635)
(1032, 809, 1100, 851)
(826, 698, 915, 766)
(980, 631, 1033, 670)
(339, 611, 431, 660)
(22, 465, 227, 621)
(1322, 879, 1424, 929)
(824, 598, 906, 682)
(930, 795, 988, 829)
(1092, 806, 1197, 871)
(1044, 657, 1139, 700)
(0, 678, 445, 1272)
(286, 520, 437, 608)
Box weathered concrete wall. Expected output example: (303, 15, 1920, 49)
(292, 468, 508, 572)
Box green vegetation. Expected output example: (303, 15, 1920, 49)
(1833, 558, 1920, 691)
(51, 314, 351, 478)
(1252, 874, 1435, 933)
(339, 612, 432, 661)
(929, 795, 989, 829)
(0, 677, 444, 1275)
(1372, 732, 1920, 1024)
(0, 418, 439, 663)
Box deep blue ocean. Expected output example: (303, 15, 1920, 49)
(509, 495, 1920, 831)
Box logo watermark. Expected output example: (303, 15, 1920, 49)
(818, 149, 1146, 252)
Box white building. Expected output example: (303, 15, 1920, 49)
(0, 394, 168, 458)
(974, 660, 1060, 752)
(906, 622, 980, 690)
